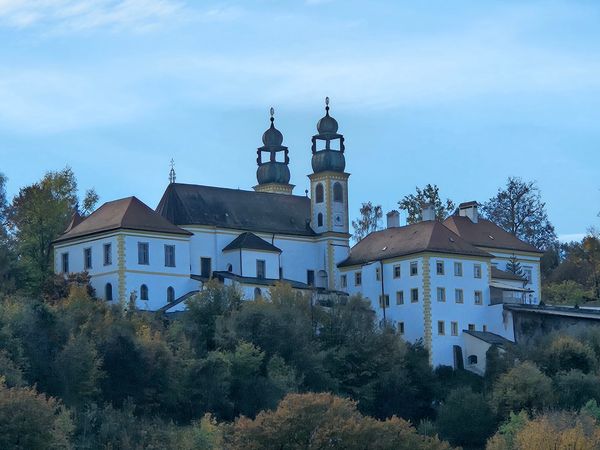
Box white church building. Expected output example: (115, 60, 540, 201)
(52, 100, 542, 369)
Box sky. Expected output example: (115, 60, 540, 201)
(0, 0, 598, 242)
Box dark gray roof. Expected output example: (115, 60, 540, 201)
(491, 266, 526, 281)
(54, 196, 191, 244)
(222, 232, 282, 253)
(339, 221, 492, 268)
(504, 304, 600, 320)
(156, 183, 315, 236)
(463, 330, 513, 346)
(206, 272, 311, 290)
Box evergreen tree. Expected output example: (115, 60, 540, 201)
(506, 254, 523, 277)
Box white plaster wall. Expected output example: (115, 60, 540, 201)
(238, 249, 279, 279)
(430, 257, 491, 367)
(54, 234, 119, 276)
(462, 334, 492, 375)
(124, 272, 198, 310)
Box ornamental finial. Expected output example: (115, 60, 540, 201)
(325, 96, 330, 114)
(269, 107, 275, 124)
(169, 158, 176, 184)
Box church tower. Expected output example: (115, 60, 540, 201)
(253, 108, 294, 195)
(309, 98, 349, 235)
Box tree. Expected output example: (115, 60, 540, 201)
(398, 184, 455, 225)
(81, 188, 99, 216)
(554, 370, 600, 410)
(481, 177, 556, 250)
(543, 281, 590, 305)
(505, 254, 523, 277)
(7, 168, 79, 293)
(0, 382, 73, 449)
(351, 201, 382, 242)
(436, 387, 496, 448)
(54, 333, 103, 408)
(542, 335, 596, 375)
(491, 362, 553, 417)
(224, 392, 452, 450)
(0, 173, 17, 294)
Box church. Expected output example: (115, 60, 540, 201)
(52, 99, 543, 369)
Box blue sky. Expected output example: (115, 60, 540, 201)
(0, 0, 598, 241)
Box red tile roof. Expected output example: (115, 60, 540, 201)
(53, 196, 191, 243)
(338, 220, 492, 267)
(443, 216, 542, 254)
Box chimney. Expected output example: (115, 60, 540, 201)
(421, 203, 435, 221)
(386, 210, 400, 228)
(458, 201, 479, 223)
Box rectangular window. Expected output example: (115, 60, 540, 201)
(164, 245, 176, 267)
(455, 289, 464, 304)
(483, 325, 488, 332)
(454, 262, 463, 276)
(468, 323, 475, 331)
(399, 322, 405, 335)
(201, 257, 212, 278)
(411, 288, 419, 303)
(436, 261, 444, 275)
(396, 290, 404, 305)
(523, 268, 533, 283)
(279, 267, 283, 279)
(410, 261, 418, 276)
(438, 321, 445, 335)
(84, 248, 92, 270)
(341, 274, 347, 288)
(354, 271, 362, 286)
(307, 270, 315, 286)
(61, 252, 69, 273)
(436, 287, 446, 302)
(379, 294, 390, 308)
(474, 290, 483, 305)
(138, 242, 149, 265)
(393, 264, 401, 279)
(375, 266, 381, 281)
(103, 243, 112, 266)
(256, 260, 266, 279)
(474, 264, 482, 279)
(451, 321, 458, 336)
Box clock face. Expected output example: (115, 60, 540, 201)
(334, 214, 343, 225)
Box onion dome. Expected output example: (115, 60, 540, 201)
(316, 97, 339, 135)
(256, 107, 291, 186)
(311, 97, 346, 174)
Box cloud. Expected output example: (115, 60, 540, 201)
(0, 0, 184, 32)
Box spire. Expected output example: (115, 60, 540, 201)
(169, 158, 176, 184)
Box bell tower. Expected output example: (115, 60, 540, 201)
(254, 108, 294, 195)
(309, 97, 349, 235)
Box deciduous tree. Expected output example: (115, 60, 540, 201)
(482, 177, 556, 250)
(351, 201, 382, 242)
(398, 184, 455, 224)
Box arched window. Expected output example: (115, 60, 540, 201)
(254, 287, 262, 300)
(315, 183, 324, 203)
(227, 263, 233, 272)
(167, 286, 175, 303)
(105, 283, 113, 301)
(467, 355, 478, 365)
(140, 284, 148, 301)
(317, 213, 323, 227)
(333, 182, 343, 203)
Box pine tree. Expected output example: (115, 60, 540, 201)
(506, 255, 523, 277)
